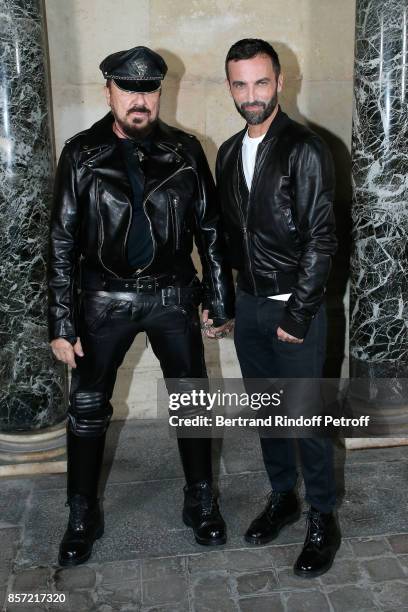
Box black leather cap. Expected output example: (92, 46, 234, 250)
(99, 45, 168, 93)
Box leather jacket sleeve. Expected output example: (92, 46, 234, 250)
(279, 138, 337, 339)
(192, 142, 235, 323)
(47, 144, 79, 344)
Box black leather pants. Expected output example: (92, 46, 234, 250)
(66, 290, 212, 500)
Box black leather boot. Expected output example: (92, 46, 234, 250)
(183, 481, 227, 545)
(59, 422, 107, 566)
(294, 507, 341, 578)
(245, 490, 300, 545)
(58, 494, 104, 566)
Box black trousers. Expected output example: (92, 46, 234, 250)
(234, 288, 337, 513)
(67, 289, 212, 496)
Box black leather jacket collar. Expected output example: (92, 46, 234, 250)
(73, 112, 190, 159)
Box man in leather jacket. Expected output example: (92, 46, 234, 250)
(48, 46, 234, 566)
(216, 39, 340, 578)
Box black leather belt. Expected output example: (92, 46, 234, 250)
(85, 286, 202, 307)
(80, 272, 203, 306)
(99, 275, 177, 292)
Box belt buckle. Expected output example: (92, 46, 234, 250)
(136, 276, 157, 293)
(162, 285, 176, 306)
(135, 277, 145, 293)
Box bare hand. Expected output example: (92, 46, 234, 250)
(201, 309, 234, 339)
(276, 326, 303, 344)
(50, 337, 84, 368)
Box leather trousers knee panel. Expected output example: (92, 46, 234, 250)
(68, 391, 113, 437)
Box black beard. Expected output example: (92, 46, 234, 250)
(235, 94, 278, 125)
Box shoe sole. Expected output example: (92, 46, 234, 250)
(194, 534, 227, 546)
(293, 542, 341, 579)
(58, 525, 104, 567)
(183, 514, 227, 546)
(244, 510, 301, 546)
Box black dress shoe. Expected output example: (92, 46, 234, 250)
(294, 507, 341, 578)
(183, 481, 227, 546)
(58, 494, 104, 566)
(245, 490, 300, 545)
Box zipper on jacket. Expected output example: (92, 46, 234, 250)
(188, 165, 218, 301)
(134, 164, 193, 275)
(235, 154, 257, 295)
(95, 177, 120, 278)
(122, 190, 133, 268)
(241, 140, 272, 295)
(169, 194, 180, 251)
(249, 141, 269, 199)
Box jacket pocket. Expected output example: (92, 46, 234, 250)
(168, 192, 181, 252)
(280, 206, 300, 243)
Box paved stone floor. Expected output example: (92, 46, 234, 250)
(1, 420, 408, 611)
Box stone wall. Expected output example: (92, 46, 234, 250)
(44, 0, 355, 419)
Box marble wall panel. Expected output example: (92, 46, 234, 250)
(0, 0, 66, 431)
(350, 0, 408, 386)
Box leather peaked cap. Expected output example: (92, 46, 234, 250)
(99, 45, 168, 93)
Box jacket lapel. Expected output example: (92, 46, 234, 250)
(79, 114, 133, 205)
(81, 114, 190, 205)
(142, 121, 190, 200)
(78, 114, 133, 275)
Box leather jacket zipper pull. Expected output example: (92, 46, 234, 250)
(170, 195, 180, 251)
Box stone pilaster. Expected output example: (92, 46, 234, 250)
(350, 0, 408, 407)
(0, 0, 66, 432)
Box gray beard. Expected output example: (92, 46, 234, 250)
(235, 94, 277, 125)
(117, 115, 157, 140)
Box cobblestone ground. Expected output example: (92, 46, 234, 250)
(1, 420, 408, 612)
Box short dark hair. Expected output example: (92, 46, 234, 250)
(225, 38, 281, 79)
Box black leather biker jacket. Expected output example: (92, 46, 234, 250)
(216, 107, 337, 339)
(48, 112, 234, 342)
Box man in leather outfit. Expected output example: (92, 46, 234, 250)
(216, 39, 340, 578)
(48, 46, 234, 566)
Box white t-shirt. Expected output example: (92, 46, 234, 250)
(242, 130, 265, 189)
(241, 129, 292, 303)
